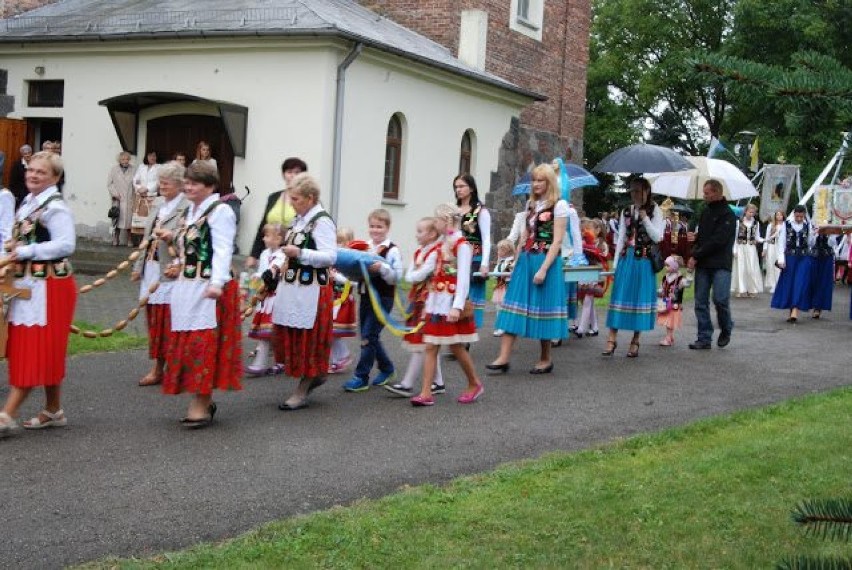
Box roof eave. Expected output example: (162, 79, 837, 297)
(0, 27, 547, 102)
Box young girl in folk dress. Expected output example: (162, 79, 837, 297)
(490, 239, 515, 337)
(657, 255, 692, 346)
(384, 218, 446, 397)
(246, 223, 286, 376)
(329, 227, 357, 374)
(763, 210, 785, 294)
(412, 204, 483, 407)
(576, 219, 609, 337)
(731, 203, 763, 297)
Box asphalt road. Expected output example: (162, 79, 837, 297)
(2, 286, 851, 569)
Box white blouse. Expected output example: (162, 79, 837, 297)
(776, 220, 816, 266)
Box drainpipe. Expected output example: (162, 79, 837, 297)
(330, 42, 364, 221)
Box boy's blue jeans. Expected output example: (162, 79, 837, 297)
(354, 295, 395, 379)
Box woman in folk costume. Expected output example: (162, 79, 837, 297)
(487, 163, 568, 375)
(455, 173, 491, 329)
(771, 205, 815, 323)
(131, 161, 189, 387)
(602, 177, 665, 358)
(731, 203, 764, 297)
(808, 229, 835, 319)
(162, 162, 242, 428)
(0, 152, 76, 435)
(267, 173, 337, 411)
(412, 204, 482, 406)
(763, 210, 785, 293)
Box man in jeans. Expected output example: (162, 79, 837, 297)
(687, 179, 737, 349)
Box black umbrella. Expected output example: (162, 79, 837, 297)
(592, 143, 694, 174)
(669, 203, 694, 216)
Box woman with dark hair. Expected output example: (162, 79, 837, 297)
(454, 173, 491, 329)
(602, 177, 664, 358)
(771, 205, 815, 322)
(245, 157, 308, 269)
(162, 162, 242, 428)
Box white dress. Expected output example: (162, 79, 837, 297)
(731, 218, 763, 295)
(763, 222, 782, 293)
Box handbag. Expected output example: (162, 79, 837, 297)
(131, 196, 150, 232)
(108, 203, 120, 219)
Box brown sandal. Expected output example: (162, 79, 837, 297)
(139, 372, 163, 386)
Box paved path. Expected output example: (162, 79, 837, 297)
(2, 284, 851, 569)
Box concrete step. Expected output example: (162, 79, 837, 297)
(72, 237, 247, 275)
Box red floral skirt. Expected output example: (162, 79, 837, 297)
(421, 311, 478, 346)
(273, 283, 333, 378)
(7, 276, 77, 388)
(146, 303, 172, 359)
(162, 280, 243, 395)
(401, 299, 426, 349)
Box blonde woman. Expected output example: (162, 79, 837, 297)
(763, 210, 784, 293)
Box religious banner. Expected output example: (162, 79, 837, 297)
(759, 164, 799, 222)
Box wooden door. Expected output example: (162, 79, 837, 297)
(0, 117, 28, 188)
(146, 114, 234, 193)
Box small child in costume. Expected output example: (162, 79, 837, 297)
(329, 227, 357, 373)
(657, 255, 692, 346)
(247, 223, 286, 376)
(576, 218, 609, 337)
(491, 239, 515, 337)
(384, 217, 447, 397)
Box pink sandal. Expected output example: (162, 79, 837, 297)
(659, 337, 673, 347)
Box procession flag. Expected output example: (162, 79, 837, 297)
(707, 137, 725, 158)
(749, 137, 760, 171)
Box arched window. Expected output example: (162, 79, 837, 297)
(383, 115, 403, 200)
(459, 130, 473, 175)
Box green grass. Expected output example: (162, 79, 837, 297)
(68, 321, 148, 355)
(83, 387, 852, 569)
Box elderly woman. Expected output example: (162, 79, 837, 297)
(107, 151, 136, 246)
(0, 152, 76, 435)
(486, 163, 568, 375)
(602, 177, 664, 358)
(131, 161, 190, 386)
(267, 173, 336, 411)
(162, 162, 242, 428)
(245, 157, 307, 269)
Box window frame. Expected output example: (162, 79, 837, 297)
(27, 80, 65, 108)
(383, 114, 403, 201)
(509, 0, 544, 40)
(459, 130, 473, 175)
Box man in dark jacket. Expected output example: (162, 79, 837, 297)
(687, 179, 737, 349)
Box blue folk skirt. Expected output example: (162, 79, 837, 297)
(495, 251, 567, 340)
(771, 254, 813, 310)
(605, 248, 657, 331)
(810, 255, 834, 311)
(565, 282, 578, 320)
(469, 253, 486, 329)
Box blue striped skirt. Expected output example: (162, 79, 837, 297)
(771, 254, 813, 310)
(605, 248, 657, 331)
(495, 251, 567, 339)
(468, 253, 486, 328)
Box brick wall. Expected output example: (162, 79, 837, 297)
(1, 0, 59, 18)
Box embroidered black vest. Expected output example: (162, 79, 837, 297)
(282, 210, 331, 286)
(13, 194, 72, 278)
(523, 205, 556, 253)
(461, 204, 483, 258)
(813, 234, 833, 257)
(737, 220, 760, 244)
(180, 201, 222, 280)
(785, 221, 809, 256)
(623, 208, 655, 259)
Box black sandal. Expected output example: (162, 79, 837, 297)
(626, 341, 641, 358)
(601, 340, 617, 356)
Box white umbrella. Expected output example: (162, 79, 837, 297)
(647, 156, 758, 200)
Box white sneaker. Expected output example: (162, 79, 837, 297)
(0, 412, 19, 436)
(493, 329, 504, 337)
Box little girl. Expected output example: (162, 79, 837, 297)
(576, 218, 609, 337)
(657, 255, 692, 346)
(247, 224, 286, 376)
(329, 228, 357, 373)
(384, 217, 446, 397)
(412, 203, 483, 407)
(491, 239, 515, 337)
